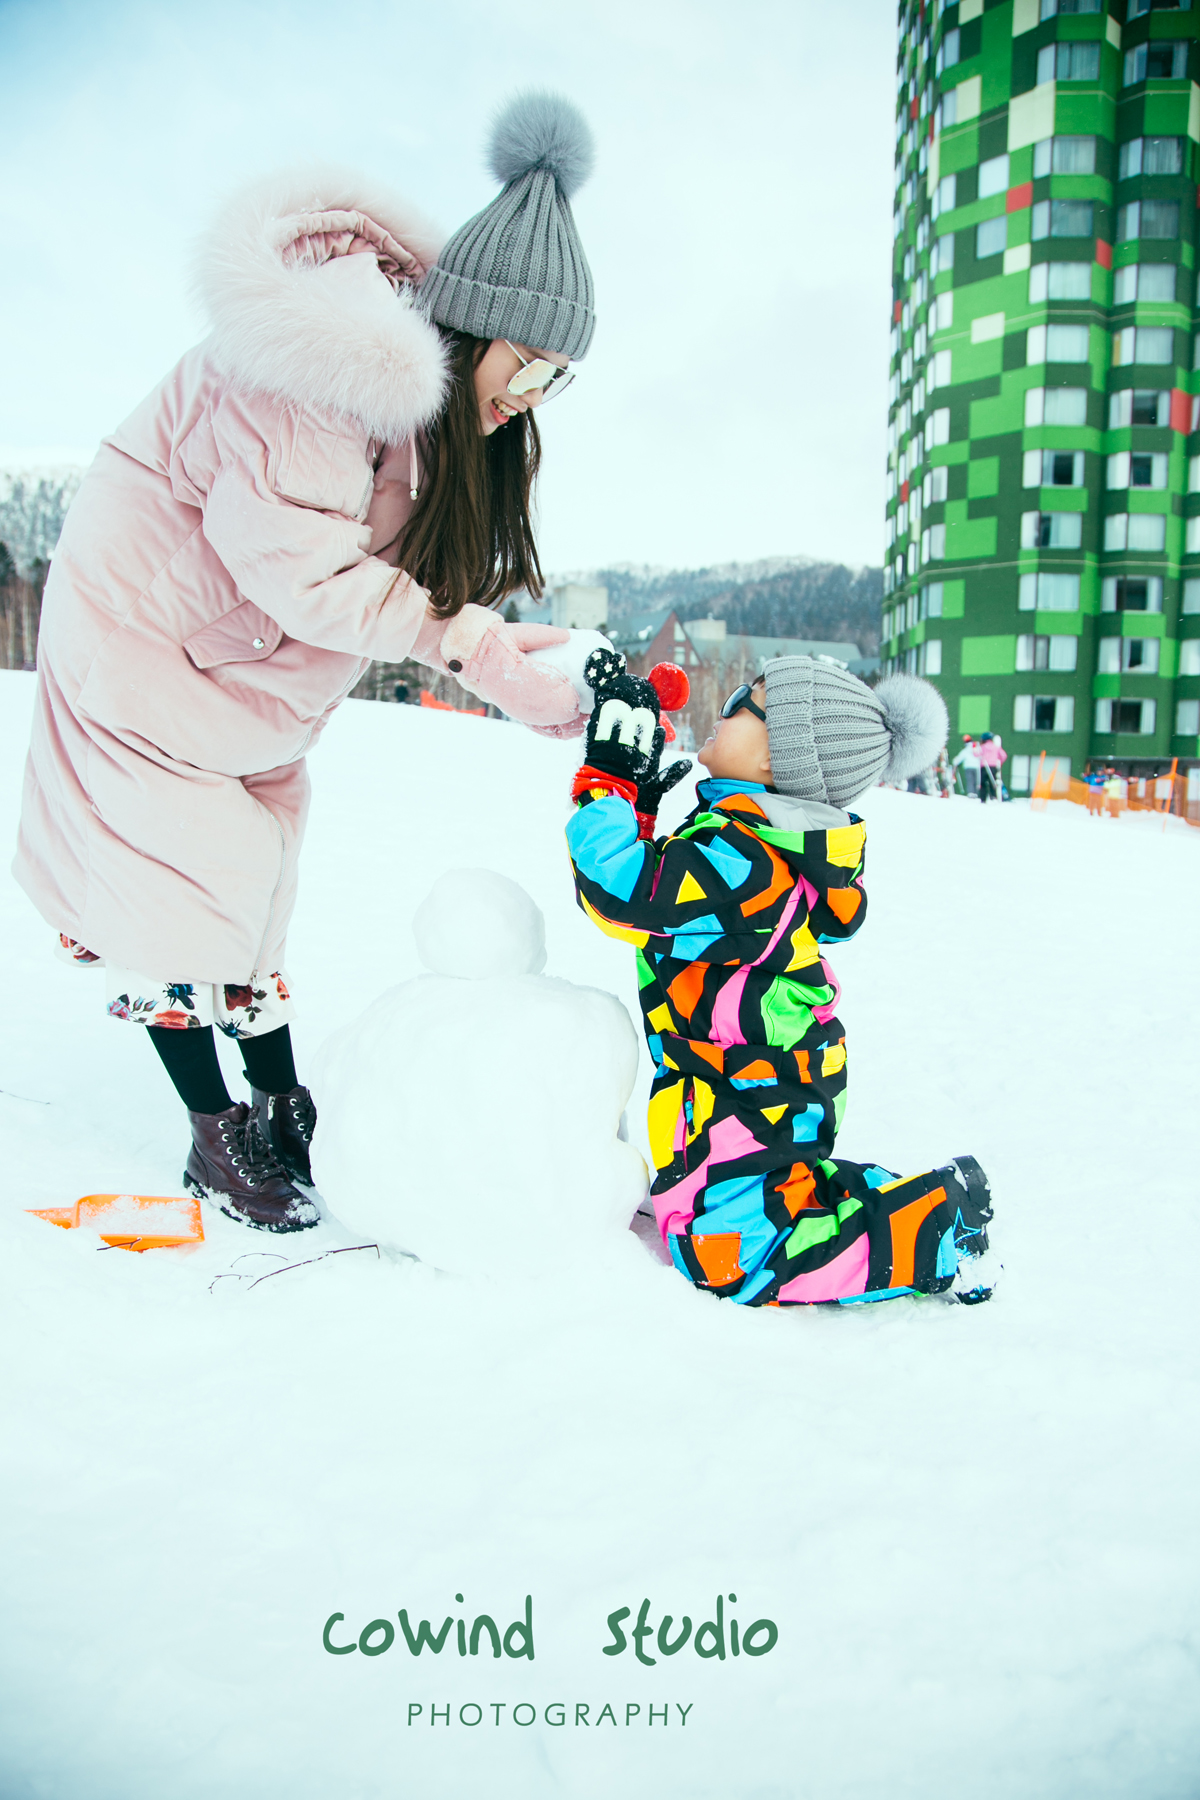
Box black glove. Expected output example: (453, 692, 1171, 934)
(636, 740, 692, 820)
(582, 649, 664, 786)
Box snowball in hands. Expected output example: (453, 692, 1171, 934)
(523, 629, 614, 713)
(310, 868, 647, 1276)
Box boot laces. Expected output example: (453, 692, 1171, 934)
(222, 1113, 290, 1189)
(286, 1089, 316, 1144)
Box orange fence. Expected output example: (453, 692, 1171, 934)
(1030, 752, 1200, 826)
(420, 689, 486, 718)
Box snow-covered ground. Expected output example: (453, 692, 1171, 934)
(1, 668, 1198, 1800)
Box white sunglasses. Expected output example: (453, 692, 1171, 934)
(504, 340, 576, 403)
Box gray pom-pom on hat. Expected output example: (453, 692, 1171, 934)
(489, 90, 595, 198)
(419, 90, 597, 360)
(762, 658, 948, 807)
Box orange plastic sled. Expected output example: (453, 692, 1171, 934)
(29, 1193, 205, 1251)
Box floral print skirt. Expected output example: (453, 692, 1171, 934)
(56, 936, 294, 1040)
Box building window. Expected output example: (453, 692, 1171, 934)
(1096, 637, 1161, 673)
(938, 27, 960, 71)
(1125, 41, 1190, 85)
(1021, 511, 1084, 549)
(1017, 634, 1079, 672)
(978, 154, 1010, 198)
(1108, 388, 1170, 427)
(1106, 451, 1169, 489)
(930, 349, 952, 388)
(1028, 262, 1092, 304)
(1183, 580, 1200, 613)
(919, 640, 942, 676)
(921, 583, 944, 619)
(922, 465, 949, 504)
(976, 216, 1007, 259)
(931, 234, 955, 277)
(1032, 199, 1095, 240)
(1025, 387, 1088, 426)
(1032, 135, 1097, 178)
(1040, 41, 1102, 83)
(1023, 449, 1085, 488)
(1116, 200, 1181, 242)
(922, 524, 946, 561)
(1112, 263, 1177, 304)
(1019, 572, 1081, 611)
(1015, 695, 1076, 732)
(1101, 576, 1163, 612)
(1177, 700, 1200, 735)
(1095, 698, 1158, 734)
(1112, 326, 1175, 365)
(933, 290, 954, 331)
(1042, 0, 1102, 14)
(1129, 0, 1194, 15)
(1026, 323, 1089, 364)
(1104, 513, 1167, 552)
(933, 174, 957, 217)
(1118, 135, 1186, 179)
(924, 407, 950, 450)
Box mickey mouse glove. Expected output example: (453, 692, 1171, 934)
(572, 650, 692, 837)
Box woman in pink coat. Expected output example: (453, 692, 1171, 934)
(14, 93, 596, 1232)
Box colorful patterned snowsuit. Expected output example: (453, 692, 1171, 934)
(567, 778, 966, 1306)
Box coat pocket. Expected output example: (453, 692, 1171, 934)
(183, 599, 283, 669)
(270, 411, 374, 521)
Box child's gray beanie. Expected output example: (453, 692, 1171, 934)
(419, 91, 596, 360)
(763, 658, 949, 807)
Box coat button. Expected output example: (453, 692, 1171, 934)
(252, 637, 265, 649)
(448, 659, 462, 673)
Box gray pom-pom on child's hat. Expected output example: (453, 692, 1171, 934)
(419, 91, 596, 359)
(762, 657, 949, 807)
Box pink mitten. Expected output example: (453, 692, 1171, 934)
(528, 714, 590, 740)
(415, 605, 583, 729)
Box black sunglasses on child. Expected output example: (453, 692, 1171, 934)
(720, 684, 767, 723)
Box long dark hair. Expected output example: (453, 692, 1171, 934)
(396, 330, 544, 620)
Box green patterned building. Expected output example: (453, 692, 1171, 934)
(884, 0, 1200, 794)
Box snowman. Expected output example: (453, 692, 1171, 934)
(309, 867, 649, 1278)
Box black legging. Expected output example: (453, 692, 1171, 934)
(979, 767, 997, 804)
(147, 1022, 298, 1114)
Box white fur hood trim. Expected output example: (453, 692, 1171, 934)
(193, 166, 450, 443)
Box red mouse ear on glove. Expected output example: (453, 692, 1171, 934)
(661, 717, 676, 743)
(649, 663, 690, 710)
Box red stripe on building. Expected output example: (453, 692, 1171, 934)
(1170, 388, 1192, 434)
(1095, 238, 1113, 270)
(1005, 181, 1033, 213)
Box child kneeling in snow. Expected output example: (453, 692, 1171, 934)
(566, 650, 995, 1307)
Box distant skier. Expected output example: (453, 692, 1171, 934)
(566, 652, 996, 1307)
(976, 732, 1007, 804)
(952, 734, 981, 798)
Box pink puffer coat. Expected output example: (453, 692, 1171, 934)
(13, 169, 580, 985)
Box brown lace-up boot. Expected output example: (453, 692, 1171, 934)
(251, 1085, 316, 1187)
(183, 1103, 319, 1232)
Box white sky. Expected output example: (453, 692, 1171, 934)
(0, 0, 897, 572)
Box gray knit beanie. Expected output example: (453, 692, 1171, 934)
(419, 91, 596, 360)
(763, 658, 949, 806)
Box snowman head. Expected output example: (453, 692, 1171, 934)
(413, 868, 547, 979)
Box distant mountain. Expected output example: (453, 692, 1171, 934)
(550, 556, 883, 656)
(0, 468, 84, 577)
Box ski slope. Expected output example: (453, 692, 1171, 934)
(1, 669, 1197, 1800)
